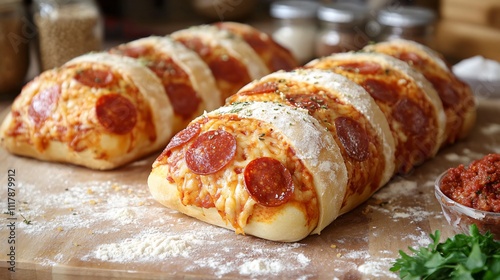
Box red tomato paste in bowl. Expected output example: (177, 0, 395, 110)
(435, 153, 500, 239)
(441, 154, 500, 212)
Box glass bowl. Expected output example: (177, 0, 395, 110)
(434, 171, 500, 240)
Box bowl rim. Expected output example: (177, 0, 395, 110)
(434, 170, 500, 218)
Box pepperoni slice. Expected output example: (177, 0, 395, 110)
(164, 124, 201, 155)
(335, 117, 370, 162)
(177, 37, 211, 57)
(209, 56, 250, 84)
(393, 98, 427, 136)
(244, 157, 294, 207)
(239, 82, 278, 96)
(151, 58, 189, 80)
(185, 130, 237, 175)
(426, 76, 459, 108)
(28, 85, 61, 125)
(271, 53, 296, 72)
(338, 62, 382, 75)
(360, 79, 399, 104)
(215, 23, 267, 53)
(242, 32, 297, 70)
(242, 32, 268, 54)
(95, 94, 137, 134)
(114, 45, 150, 58)
(397, 52, 424, 68)
(165, 83, 202, 119)
(286, 94, 326, 113)
(74, 68, 115, 88)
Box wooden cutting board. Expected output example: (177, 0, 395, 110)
(1, 96, 499, 280)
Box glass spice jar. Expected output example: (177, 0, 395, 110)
(270, 0, 319, 64)
(315, 2, 369, 57)
(33, 0, 103, 71)
(0, 0, 30, 95)
(376, 6, 436, 46)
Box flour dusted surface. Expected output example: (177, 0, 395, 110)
(2, 96, 498, 278)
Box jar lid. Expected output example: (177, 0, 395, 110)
(377, 6, 436, 27)
(317, 3, 368, 23)
(270, 0, 319, 19)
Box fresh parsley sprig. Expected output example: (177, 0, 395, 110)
(390, 224, 500, 279)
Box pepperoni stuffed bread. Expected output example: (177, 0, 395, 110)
(306, 53, 446, 174)
(0, 53, 173, 170)
(171, 25, 270, 102)
(213, 22, 298, 72)
(363, 39, 476, 146)
(109, 36, 222, 133)
(148, 101, 348, 242)
(227, 69, 395, 214)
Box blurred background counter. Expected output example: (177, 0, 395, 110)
(1, 0, 499, 101)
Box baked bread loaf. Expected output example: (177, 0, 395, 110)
(149, 40, 475, 242)
(171, 25, 271, 102)
(109, 36, 222, 133)
(306, 52, 447, 174)
(363, 39, 476, 146)
(0, 53, 173, 170)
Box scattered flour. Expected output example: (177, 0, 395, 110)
(444, 152, 473, 163)
(392, 206, 435, 222)
(373, 179, 417, 201)
(187, 242, 311, 278)
(0, 166, 431, 279)
(92, 231, 195, 261)
(402, 229, 433, 248)
(239, 258, 286, 276)
(14, 180, 153, 235)
(358, 258, 397, 279)
(237, 252, 310, 277)
(481, 122, 500, 135)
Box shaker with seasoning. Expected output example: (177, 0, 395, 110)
(376, 6, 436, 46)
(270, 0, 319, 64)
(315, 2, 369, 57)
(33, 0, 103, 71)
(0, 0, 30, 95)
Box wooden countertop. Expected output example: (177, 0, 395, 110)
(0, 95, 499, 279)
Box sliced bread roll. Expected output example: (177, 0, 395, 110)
(148, 101, 348, 242)
(0, 53, 173, 170)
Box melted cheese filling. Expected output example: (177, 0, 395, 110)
(7, 63, 154, 159)
(166, 115, 319, 234)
